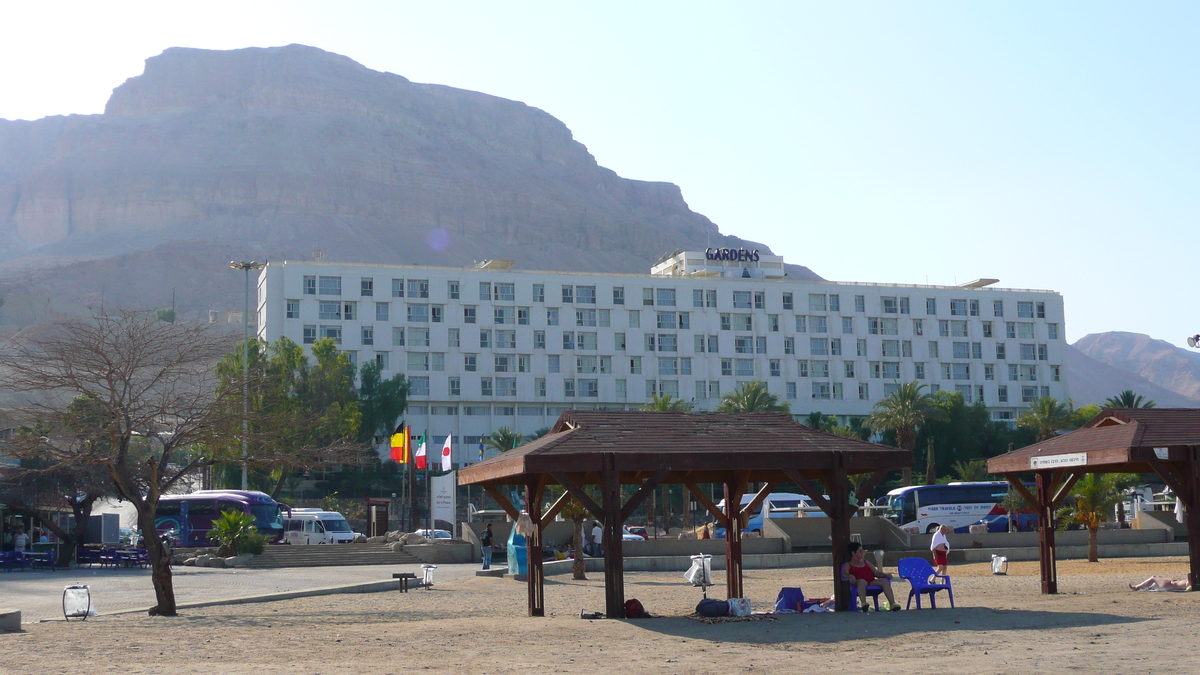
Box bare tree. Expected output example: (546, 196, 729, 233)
(0, 455, 113, 567)
(1, 310, 241, 616)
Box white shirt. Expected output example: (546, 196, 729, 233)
(930, 530, 949, 552)
(14, 533, 28, 551)
(592, 525, 603, 544)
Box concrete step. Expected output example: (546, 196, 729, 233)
(245, 544, 424, 569)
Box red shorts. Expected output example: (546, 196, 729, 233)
(932, 549, 948, 567)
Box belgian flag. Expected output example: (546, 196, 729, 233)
(389, 423, 410, 463)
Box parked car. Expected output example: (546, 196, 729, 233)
(625, 526, 649, 540)
(415, 528, 453, 539)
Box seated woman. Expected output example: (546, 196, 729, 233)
(843, 542, 902, 612)
(1129, 576, 1191, 592)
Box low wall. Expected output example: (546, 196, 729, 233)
(769, 516, 911, 550)
(404, 542, 473, 564)
(1134, 510, 1183, 538)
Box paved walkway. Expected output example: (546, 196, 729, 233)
(0, 562, 482, 622)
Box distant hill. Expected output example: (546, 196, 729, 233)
(0, 45, 819, 325)
(1065, 344, 1199, 408)
(1070, 332, 1200, 406)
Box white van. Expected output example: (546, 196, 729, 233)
(283, 509, 358, 544)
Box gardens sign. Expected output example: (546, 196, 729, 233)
(1029, 453, 1088, 470)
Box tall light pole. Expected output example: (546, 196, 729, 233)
(231, 260, 266, 491)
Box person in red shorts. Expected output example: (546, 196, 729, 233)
(930, 524, 951, 575)
(842, 542, 901, 612)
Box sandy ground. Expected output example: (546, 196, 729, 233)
(3, 556, 1199, 674)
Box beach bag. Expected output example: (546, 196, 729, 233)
(624, 598, 646, 618)
(697, 598, 729, 617)
(728, 597, 751, 617)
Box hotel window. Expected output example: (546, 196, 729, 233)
(319, 325, 341, 344)
(770, 359, 781, 377)
(599, 309, 611, 328)
(495, 307, 514, 325)
(721, 314, 732, 331)
(562, 332, 574, 349)
(769, 315, 780, 332)
(809, 294, 826, 311)
(972, 342, 983, 359)
(795, 316, 807, 333)
(533, 284, 545, 302)
(615, 332, 626, 350)
(784, 337, 795, 355)
(914, 363, 925, 380)
(1008, 364, 1019, 381)
(693, 289, 704, 308)
(786, 382, 797, 400)
(655, 288, 675, 307)
(658, 357, 678, 376)
(736, 336, 753, 354)
(831, 338, 842, 356)
(496, 282, 516, 302)
(407, 304, 429, 323)
(939, 319, 950, 335)
(318, 276, 342, 296)
(695, 335, 707, 353)
(629, 356, 642, 374)
(449, 377, 461, 396)
(722, 359, 733, 376)
(479, 282, 492, 301)
(1006, 322, 1016, 339)
(656, 334, 677, 352)
(735, 359, 755, 377)
(303, 325, 317, 344)
(843, 317, 854, 334)
(361, 326, 374, 346)
(899, 297, 910, 315)
(1017, 323, 1035, 339)
(883, 362, 901, 379)
(858, 383, 869, 400)
(343, 302, 357, 321)
(811, 361, 829, 378)
(319, 301, 341, 320)
(1051, 365, 1061, 382)
(950, 321, 968, 337)
(391, 278, 404, 297)
(644, 334, 656, 351)
(303, 276, 317, 295)
(733, 291, 752, 309)
(480, 330, 492, 349)
(464, 306, 477, 324)
(812, 382, 831, 400)
(845, 361, 856, 378)
(573, 285, 595, 304)
(883, 340, 901, 358)
(952, 363, 970, 380)
(534, 331, 545, 349)
(953, 342, 970, 360)
(950, 299, 967, 316)
(574, 332, 596, 350)
(1021, 386, 1037, 403)
(705, 290, 717, 308)
(985, 364, 995, 380)
(642, 288, 654, 306)
(376, 302, 389, 322)
(882, 296, 898, 314)
(704, 335, 717, 353)
(982, 321, 992, 338)
(481, 378, 493, 397)
(375, 352, 389, 370)
(756, 336, 768, 354)
(495, 355, 513, 373)
(998, 385, 1008, 403)
(286, 299, 300, 319)
(613, 286, 625, 305)
(360, 278, 374, 297)
(547, 308, 559, 326)
(496, 378, 517, 397)
(1017, 301, 1034, 318)
(797, 360, 809, 377)
(409, 377, 430, 397)
(407, 279, 429, 298)
(1036, 302, 1046, 319)
(733, 314, 753, 331)
(868, 318, 880, 335)
(993, 300, 1004, 317)
(431, 353, 445, 372)
(956, 384, 972, 403)
(1048, 323, 1059, 340)
(656, 311, 677, 330)
(448, 280, 459, 300)
(969, 299, 979, 317)
(601, 356, 613, 374)
(928, 341, 939, 358)
(926, 298, 937, 315)
(547, 355, 560, 373)
(518, 307, 531, 325)
(562, 285, 574, 304)
(580, 379, 599, 398)
(857, 339, 867, 357)
(881, 318, 899, 335)
(810, 338, 829, 356)
(1038, 344, 1048, 361)
(829, 295, 840, 311)
(392, 327, 404, 346)
(783, 292, 794, 311)
(628, 310, 640, 328)
(811, 316, 828, 333)
(575, 308, 597, 327)
(902, 340, 912, 358)
(411, 327, 430, 346)
(754, 292, 765, 309)
(912, 318, 924, 336)
(449, 328, 460, 348)
(615, 379, 624, 398)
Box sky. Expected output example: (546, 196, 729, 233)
(2, 2, 1197, 347)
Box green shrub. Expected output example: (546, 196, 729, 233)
(209, 510, 263, 555)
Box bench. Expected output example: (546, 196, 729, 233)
(393, 572, 417, 593)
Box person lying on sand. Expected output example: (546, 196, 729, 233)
(1129, 576, 1191, 591)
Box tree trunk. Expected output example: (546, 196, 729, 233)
(902, 466, 913, 487)
(139, 506, 177, 616)
(1088, 526, 1099, 563)
(924, 440, 936, 486)
(571, 519, 586, 580)
(269, 469, 288, 500)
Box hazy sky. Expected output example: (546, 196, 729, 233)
(2, 3, 1197, 347)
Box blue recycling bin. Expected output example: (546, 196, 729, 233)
(507, 528, 527, 576)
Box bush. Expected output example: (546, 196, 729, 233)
(208, 510, 264, 555)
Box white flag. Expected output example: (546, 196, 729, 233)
(441, 434, 453, 471)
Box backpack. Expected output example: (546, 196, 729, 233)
(696, 598, 730, 617)
(624, 598, 646, 619)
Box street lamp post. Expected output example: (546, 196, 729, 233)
(231, 260, 266, 491)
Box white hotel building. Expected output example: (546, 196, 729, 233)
(257, 250, 1067, 465)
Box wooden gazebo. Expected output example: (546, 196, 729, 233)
(457, 410, 909, 616)
(987, 408, 1200, 593)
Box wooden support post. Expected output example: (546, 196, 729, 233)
(1188, 447, 1200, 590)
(827, 454, 852, 612)
(723, 478, 746, 600)
(526, 478, 546, 617)
(1036, 471, 1057, 594)
(601, 454, 625, 618)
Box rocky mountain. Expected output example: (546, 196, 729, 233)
(1065, 343, 1199, 408)
(1073, 332, 1200, 404)
(0, 44, 817, 325)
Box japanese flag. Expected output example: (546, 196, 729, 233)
(441, 435, 453, 471)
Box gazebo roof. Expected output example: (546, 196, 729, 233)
(987, 408, 1200, 474)
(458, 410, 909, 486)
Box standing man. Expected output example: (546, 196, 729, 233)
(480, 523, 495, 570)
(931, 524, 951, 575)
(591, 521, 604, 558)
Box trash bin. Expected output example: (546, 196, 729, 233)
(63, 585, 92, 621)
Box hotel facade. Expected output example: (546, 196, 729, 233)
(257, 250, 1067, 466)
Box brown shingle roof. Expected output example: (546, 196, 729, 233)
(458, 410, 909, 486)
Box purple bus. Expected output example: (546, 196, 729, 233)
(155, 490, 287, 546)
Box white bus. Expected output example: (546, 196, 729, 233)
(883, 482, 1027, 534)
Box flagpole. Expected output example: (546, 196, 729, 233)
(426, 428, 432, 536)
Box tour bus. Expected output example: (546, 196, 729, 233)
(155, 490, 288, 546)
(283, 509, 358, 544)
(884, 482, 1035, 534)
(714, 492, 827, 538)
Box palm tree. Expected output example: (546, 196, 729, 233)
(803, 411, 838, 433)
(1057, 473, 1139, 562)
(485, 427, 522, 454)
(866, 381, 940, 485)
(951, 459, 989, 482)
(717, 380, 790, 413)
(640, 394, 692, 412)
(559, 495, 591, 580)
(1017, 397, 1072, 441)
(1104, 390, 1156, 409)
(524, 427, 552, 443)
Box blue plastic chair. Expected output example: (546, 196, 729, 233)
(897, 557, 954, 609)
(841, 567, 883, 612)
